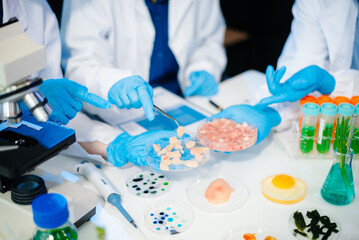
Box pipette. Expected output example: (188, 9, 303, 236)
(73, 162, 139, 229)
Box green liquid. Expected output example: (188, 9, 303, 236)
(300, 126, 315, 153)
(352, 128, 359, 154)
(321, 163, 355, 205)
(316, 124, 333, 154)
(33, 226, 77, 240)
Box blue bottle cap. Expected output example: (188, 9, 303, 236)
(356, 104, 359, 115)
(302, 103, 320, 116)
(32, 193, 69, 229)
(320, 103, 337, 116)
(338, 103, 355, 116)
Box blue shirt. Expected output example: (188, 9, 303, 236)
(351, 4, 359, 70)
(144, 0, 181, 95)
(0, 0, 3, 25)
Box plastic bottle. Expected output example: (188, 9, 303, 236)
(316, 103, 337, 154)
(299, 95, 317, 131)
(32, 193, 78, 240)
(333, 103, 355, 151)
(300, 103, 320, 153)
(353, 104, 359, 154)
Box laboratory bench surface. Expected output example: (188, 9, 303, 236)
(1, 70, 359, 240)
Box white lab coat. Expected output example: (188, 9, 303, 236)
(61, 0, 226, 100)
(251, 0, 359, 130)
(2, 0, 122, 144)
(278, 0, 359, 97)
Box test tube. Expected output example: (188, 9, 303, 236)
(316, 103, 337, 154)
(333, 103, 355, 151)
(300, 103, 320, 153)
(315, 95, 333, 141)
(332, 96, 350, 143)
(352, 104, 359, 154)
(299, 95, 317, 131)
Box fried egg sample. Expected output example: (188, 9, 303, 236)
(205, 178, 234, 204)
(261, 174, 307, 204)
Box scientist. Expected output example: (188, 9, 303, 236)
(61, 0, 226, 121)
(1, 0, 175, 167)
(211, 0, 359, 142)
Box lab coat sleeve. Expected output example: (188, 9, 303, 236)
(277, 0, 329, 80)
(38, 1, 63, 80)
(61, 0, 134, 99)
(17, 0, 63, 79)
(66, 112, 123, 145)
(181, 0, 226, 88)
(254, 0, 326, 131)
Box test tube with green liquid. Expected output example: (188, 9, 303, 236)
(300, 103, 319, 153)
(352, 104, 359, 154)
(333, 103, 355, 151)
(316, 103, 337, 154)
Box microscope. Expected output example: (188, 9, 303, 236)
(0, 18, 75, 193)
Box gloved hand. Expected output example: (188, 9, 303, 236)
(40, 79, 111, 124)
(106, 130, 177, 167)
(207, 104, 281, 144)
(184, 71, 218, 97)
(108, 75, 155, 121)
(258, 65, 335, 106)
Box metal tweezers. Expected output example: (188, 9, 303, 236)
(153, 105, 180, 127)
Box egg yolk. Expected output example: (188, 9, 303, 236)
(272, 174, 295, 189)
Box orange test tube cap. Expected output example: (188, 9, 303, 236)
(333, 96, 350, 106)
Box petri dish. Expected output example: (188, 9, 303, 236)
(197, 119, 257, 152)
(289, 208, 341, 240)
(125, 172, 171, 198)
(186, 175, 249, 213)
(143, 200, 194, 236)
(261, 174, 307, 205)
(146, 136, 209, 172)
(224, 225, 282, 240)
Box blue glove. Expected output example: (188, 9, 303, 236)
(258, 65, 335, 107)
(108, 75, 155, 121)
(106, 130, 177, 167)
(40, 79, 111, 124)
(184, 71, 218, 97)
(207, 104, 281, 144)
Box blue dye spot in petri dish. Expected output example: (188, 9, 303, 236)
(159, 212, 164, 215)
(155, 217, 158, 220)
(156, 227, 160, 231)
(161, 217, 165, 220)
(153, 221, 157, 224)
(173, 212, 176, 215)
(150, 213, 154, 216)
(166, 227, 169, 230)
(168, 218, 173, 222)
(165, 214, 169, 217)
(167, 207, 171, 210)
(178, 224, 182, 227)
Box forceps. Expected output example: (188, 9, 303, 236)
(153, 105, 180, 127)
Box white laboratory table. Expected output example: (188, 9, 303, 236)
(4, 70, 359, 240)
